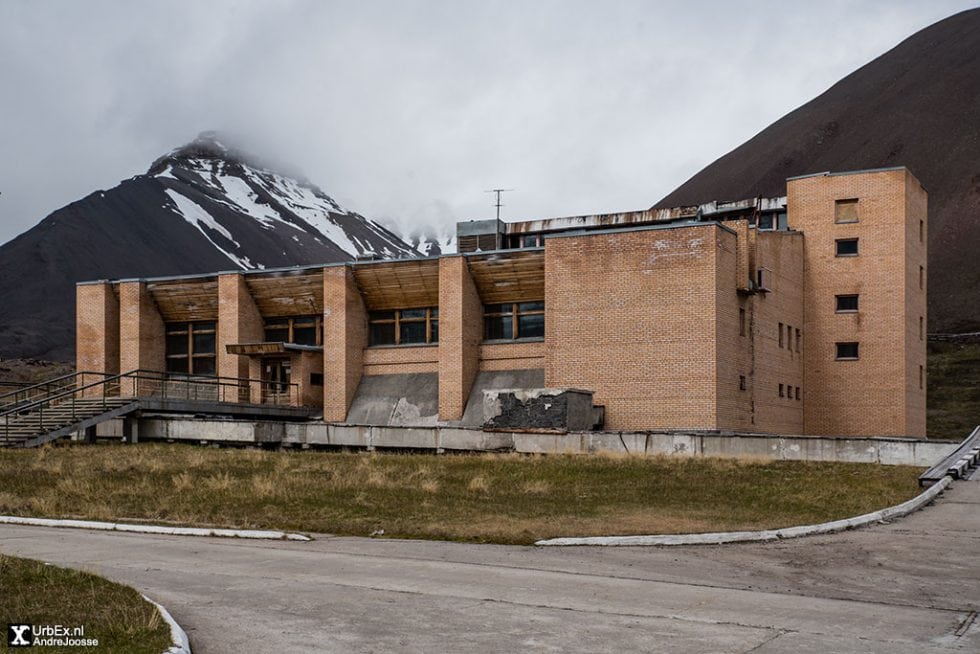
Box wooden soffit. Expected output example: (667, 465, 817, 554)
(245, 270, 324, 317)
(147, 278, 218, 322)
(467, 250, 545, 303)
(352, 259, 440, 311)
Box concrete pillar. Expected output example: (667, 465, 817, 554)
(323, 265, 367, 422)
(118, 281, 165, 396)
(438, 256, 482, 421)
(217, 273, 263, 399)
(76, 281, 120, 396)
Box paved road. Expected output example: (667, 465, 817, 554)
(2, 479, 979, 653)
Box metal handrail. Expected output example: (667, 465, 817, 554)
(1, 369, 301, 445)
(0, 371, 113, 411)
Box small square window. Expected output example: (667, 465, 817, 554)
(836, 342, 859, 360)
(836, 238, 859, 256)
(310, 373, 324, 386)
(835, 199, 859, 223)
(739, 375, 746, 391)
(778, 384, 784, 398)
(835, 295, 859, 312)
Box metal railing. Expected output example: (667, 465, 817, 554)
(1, 369, 301, 444)
(0, 371, 112, 413)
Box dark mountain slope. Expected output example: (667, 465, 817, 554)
(656, 9, 980, 332)
(0, 133, 418, 360)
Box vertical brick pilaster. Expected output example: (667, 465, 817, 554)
(76, 282, 120, 376)
(118, 281, 165, 396)
(323, 265, 367, 421)
(438, 257, 480, 421)
(217, 273, 263, 390)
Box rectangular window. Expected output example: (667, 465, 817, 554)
(368, 308, 439, 346)
(835, 294, 859, 312)
(739, 375, 746, 391)
(264, 316, 322, 346)
(484, 301, 545, 341)
(835, 238, 859, 256)
(919, 365, 924, 390)
(757, 213, 773, 230)
(778, 322, 784, 348)
(919, 220, 924, 243)
(778, 384, 784, 398)
(739, 308, 746, 336)
(787, 324, 793, 349)
(795, 386, 801, 401)
(835, 199, 859, 223)
(919, 265, 924, 290)
(310, 373, 324, 387)
(165, 321, 216, 375)
(795, 328, 801, 352)
(836, 342, 859, 360)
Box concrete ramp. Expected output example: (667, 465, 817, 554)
(461, 369, 545, 427)
(347, 373, 440, 426)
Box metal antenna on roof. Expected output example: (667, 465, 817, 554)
(485, 188, 514, 221)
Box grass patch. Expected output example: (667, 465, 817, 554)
(0, 554, 173, 653)
(928, 340, 980, 440)
(0, 444, 923, 545)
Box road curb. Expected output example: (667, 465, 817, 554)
(535, 475, 953, 547)
(0, 515, 312, 541)
(142, 594, 191, 654)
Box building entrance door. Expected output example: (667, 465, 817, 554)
(262, 358, 291, 404)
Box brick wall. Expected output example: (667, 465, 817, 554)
(323, 265, 367, 421)
(364, 345, 439, 375)
(904, 172, 928, 437)
(438, 256, 481, 420)
(749, 231, 805, 434)
(545, 225, 722, 430)
(479, 341, 545, 371)
(76, 282, 120, 377)
(789, 168, 925, 437)
(118, 281, 165, 396)
(217, 273, 264, 384)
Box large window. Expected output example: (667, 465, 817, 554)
(166, 321, 216, 375)
(835, 342, 859, 360)
(369, 308, 438, 346)
(484, 302, 544, 340)
(265, 316, 322, 346)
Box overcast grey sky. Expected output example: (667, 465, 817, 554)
(0, 0, 976, 244)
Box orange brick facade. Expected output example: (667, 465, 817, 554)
(76, 167, 927, 436)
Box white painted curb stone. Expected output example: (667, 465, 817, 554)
(0, 515, 312, 541)
(536, 476, 952, 546)
(142, 594, 191, 654)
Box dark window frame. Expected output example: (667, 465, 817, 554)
(835, 238, 859, 257)
(165, 321, 217, 375)
(835, 294, 859, 313)
(368, 307, 439, 346)
(264, 315, 323, 346)
(835, 342, 860, 360)
(484, 301, 545, 341)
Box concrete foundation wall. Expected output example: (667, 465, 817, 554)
(129, 417, 956, 467)
(461, 369, 545, 427)
(346, 372, 440, 426)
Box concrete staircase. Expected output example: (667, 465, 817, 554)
(0, 397, 139, 448)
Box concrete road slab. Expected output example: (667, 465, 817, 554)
(2, 479, 979, 653)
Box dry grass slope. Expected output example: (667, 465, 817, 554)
(0, 444, 922, 545)
(0, 554, 173, 654)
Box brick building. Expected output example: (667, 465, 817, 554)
(76, 167, 928, 437)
